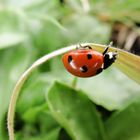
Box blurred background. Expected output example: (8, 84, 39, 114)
(0, 0, 140, 140)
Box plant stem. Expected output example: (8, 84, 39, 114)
(72, 77, 78, 88)
(7, 42, 140, 140)
(7, 44, 79, 140)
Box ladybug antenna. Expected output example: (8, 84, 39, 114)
(109, 41, 113, 47)
(103, 41, 113, 55)
(84, 45, 92, 49)
(78, 44, 92, 50)
(76, 44, 81, 49)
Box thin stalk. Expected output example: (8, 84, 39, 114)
(7, 44, 79, 140)
(7, 43, 140, 140)
(71, 77, 78, 88)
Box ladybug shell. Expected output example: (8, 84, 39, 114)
(62, 49, 104, 77)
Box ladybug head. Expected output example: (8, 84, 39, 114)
(103, 51, 117, 69)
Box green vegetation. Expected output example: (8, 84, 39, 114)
(0, 0, 140, 140)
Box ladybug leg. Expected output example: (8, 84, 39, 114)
(103, 52, 117, 69)
(84, 45, 92, 49)
(78, 44, 92, 50)
(103, 42, 113, 55)
(103, 46, 109, 55)
(96, 68, 103, 75)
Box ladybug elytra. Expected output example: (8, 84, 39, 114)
(62, 44, 117, 77)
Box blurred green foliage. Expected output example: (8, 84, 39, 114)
(0, 0, 140, 140)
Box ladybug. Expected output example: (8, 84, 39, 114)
(62, 44, 117, 77)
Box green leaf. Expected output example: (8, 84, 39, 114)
(16, 74, 47, 114)
(105, 97, 140, 140)
(16, 103, 60, 140)
(20, 113, 60, 140)
(16, 127, 60, 140)
(15, 73, 62, 140)
(0, 33, 27, 49)
(43, 127, 61, 140)
(77, 68, 140, 110)
(47, 81, 108, 140)
(90, 44, 140, 85)
(22, 103, 48, 123)
(115, 50, 140, 85)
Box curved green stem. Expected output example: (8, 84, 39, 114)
(7, 43, 140, 140)
(7, 45, 78, 140)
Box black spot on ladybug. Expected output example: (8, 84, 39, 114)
(68, 55, 72, 63)
(80, 65, 88, 73)
(96, 68, 103, 74)
(87, 54, 92, 59)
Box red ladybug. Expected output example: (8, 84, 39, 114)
(62, 44, 117, 77)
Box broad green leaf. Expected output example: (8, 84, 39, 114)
(0, 33, 27, 49)
(105, 97, 140, 140)
(77, 68, 140, 110)
(15, 105, 60, 140)
(15, 74, 63, 140)
(16, 71, 74, 114)
(15, 127, 60, 140)
(22, 103, 48, 123)
(90, 44, 140, 85)
(16, 74, 47, 114)
(43, 127, 61, 140)
(47, 81, 108, 140)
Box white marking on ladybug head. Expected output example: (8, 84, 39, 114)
(108, 52, 114, 59)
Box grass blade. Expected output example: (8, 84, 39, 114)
(88, 43, 140, 84)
